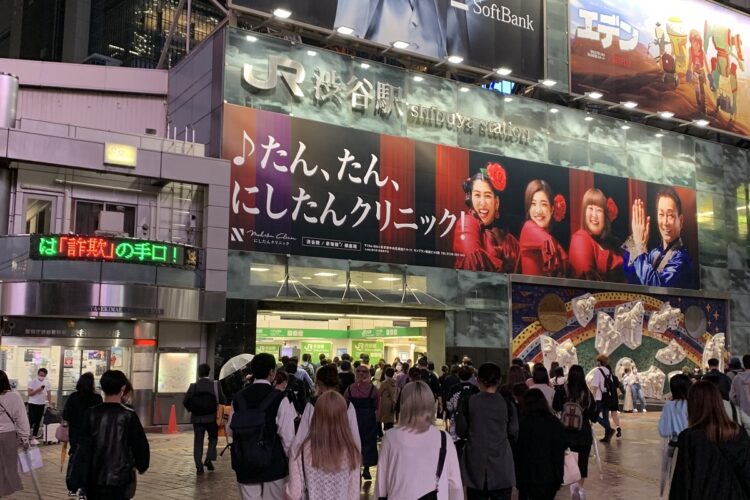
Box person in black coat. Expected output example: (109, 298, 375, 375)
(63, 372, 103, 494)
(516, 389, 566, 500)
(670, 381, 750, 500)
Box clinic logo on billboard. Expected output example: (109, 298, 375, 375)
(467, 0, 535, 31)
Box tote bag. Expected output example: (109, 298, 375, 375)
(18, 446, 44, 473)
(562, 449, 581, 485)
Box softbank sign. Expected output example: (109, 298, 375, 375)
(452, 0, 535, 31)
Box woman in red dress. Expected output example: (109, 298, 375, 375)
(453, 164, 519, 273)
(569, 188, 623, 281)
(519, 179, 568, 277)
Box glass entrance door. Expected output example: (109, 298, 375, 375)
(61, 348, 111, 403)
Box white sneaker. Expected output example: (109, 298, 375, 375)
(29, 438, 39, 446)
(643, 409, 648, 413)
(578, 488, 586, 500)
(570, 483, 580, 500)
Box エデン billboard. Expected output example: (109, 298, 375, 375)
(224, 103, 700, 289)
(570, 0, 750, 137)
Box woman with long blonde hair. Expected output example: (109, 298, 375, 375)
(285, 391, 360, 500)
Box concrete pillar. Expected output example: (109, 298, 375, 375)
(0, 167, 11, 235)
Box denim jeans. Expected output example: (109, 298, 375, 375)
(596, 400, 611, 432)
(631, 383, 646, 411)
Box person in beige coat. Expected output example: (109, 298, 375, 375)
(378, 367, 398, 432)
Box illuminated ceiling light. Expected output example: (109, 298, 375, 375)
(302, 276, 312, 280)
(313, 272, 338, 277)
(586, 91, 603, 99)
(541, 79, 557, 87)
(336, 26, 354, 35)
(549, 108, 559, 114)
(585, 115, 594, 121)
(306, 50, 317, 56)
(504, 97, 513, 102)
(273, 8, 292, 18)
(659, 111, 675, 119)
(392, 40, 410, 49)
(496, 67, 512, 76)
(655, 132, 665, 138)
(413, 75, 424, 82)
(363, 280, 373, 284)
(360, 62, 370, 69)
(694, 119, 710, 127)
(621, 101, 638, 109)
(276, 279, 299, 284)
(378, 277, 401, 282)
(245, 35, 258, 42)
(250, 267, 270, 272)
(459, 86, 470, 93)
(345, 314, 414, 320)
(447, 55, 464, 64)
(268, 311, 339, 317)
(621, 124, 631, 130)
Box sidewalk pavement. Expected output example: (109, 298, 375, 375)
(15, 412, 664, 499)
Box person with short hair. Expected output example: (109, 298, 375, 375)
(285, 392, 361, 499)
(69, 370, 149, 500)
(529, 363, 555, 409)
(730, 354, 750, 415)
(376, 381, 463, 499)
(727, 357, 744, 381)
(0, 369, 30, 497)
(27, 367, 51, 444)
(345, 363, 380, 480)
(669, 382, 750, 499)
(703, 357, 732, 401)
(300, 353, 315, 379)
(338, 361, 355, 394)
(446, 365, 480, 450)
(183, 363, 227, 475)
(378, 367, 398, 433)
(623, 187, 695, 288)
(456, 363, 518, 500)
(590, 354, 614, 442)
(229, 353, 296, 500)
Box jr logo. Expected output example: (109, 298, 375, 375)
(242, 55, 306, 99)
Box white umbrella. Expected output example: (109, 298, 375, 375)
(219, 353, 254, 380)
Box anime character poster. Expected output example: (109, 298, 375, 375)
(570, 0, 750, 137)
(224, 104, 700, 289)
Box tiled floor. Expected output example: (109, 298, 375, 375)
(13, 412, 665, 499)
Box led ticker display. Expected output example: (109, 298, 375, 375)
(30, 235, 198, 269)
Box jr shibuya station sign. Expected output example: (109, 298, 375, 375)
(227, 0, 545, 81)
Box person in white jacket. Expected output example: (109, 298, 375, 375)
(729, 355, 750, 416)
(376, 381, 463, 500)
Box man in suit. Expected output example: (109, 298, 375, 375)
(334, 0, 469, 60)
(183, 363, 227, 475)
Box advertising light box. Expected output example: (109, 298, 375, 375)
(228, 0, 545, 81)
(224, 104, 701, 289)
(570, 0, 750, 138)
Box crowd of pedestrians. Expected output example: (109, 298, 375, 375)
(6, 350, 750, 499)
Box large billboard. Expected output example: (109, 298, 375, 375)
(228, 0, 545, 81)
(224, 103, 700, 289)
(570, 0, 750, 137)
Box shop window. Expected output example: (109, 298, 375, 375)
(24, 196, 55, 234)
(74, 201, 136, 237)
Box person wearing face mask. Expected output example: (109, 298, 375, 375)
(344, 363, 380, 480)
(454, 165, 520, 273)
(569, 188, 624, 282)
(623, 187, 695, 288)
(68, 370, 149, 500)
(519, 179, 569, 277)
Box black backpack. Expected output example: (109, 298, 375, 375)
(285, 376, 309, 415)
(230, 390, 282, 476)
(185, 383, 218, 416)
(599, 368, 619, 406)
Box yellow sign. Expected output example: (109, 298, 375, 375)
(104, 143, 137, 167)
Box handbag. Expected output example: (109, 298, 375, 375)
(56, 423, 70, 443)
(18, 446, 44, 473)
(379, 431, 447, 500)
(562, 449, 581, 485)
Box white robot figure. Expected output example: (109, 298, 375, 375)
(656, 339, 687, 365)
(556, 339, 579, 374)
(572, 294, 597, 328)
(595, 312, 622, 356)
(702, 333, 726, 371)
(648, 303, 681, 333)
(539, 335, 559, 373)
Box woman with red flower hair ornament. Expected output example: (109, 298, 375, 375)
(519, 179, 569, 277)
(453, 163, 520, 273)
(568, 188, 624, 281)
